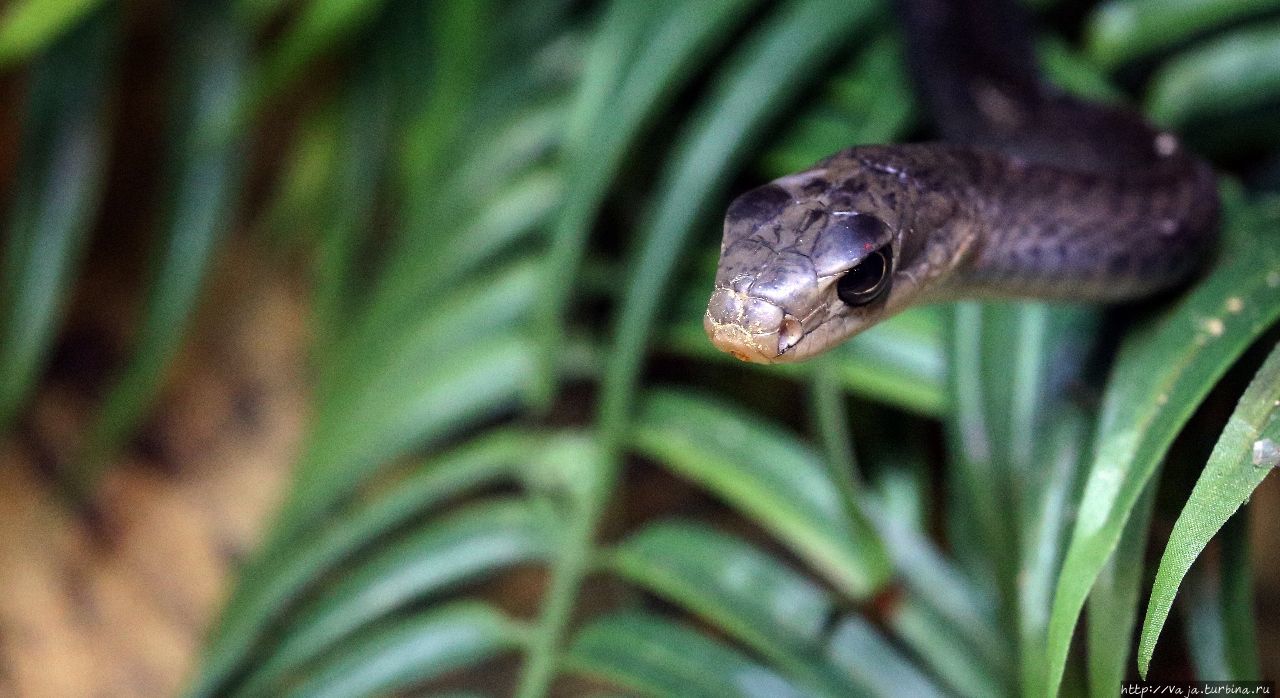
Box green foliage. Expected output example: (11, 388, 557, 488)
(1045, 193, 1280, 693)
(632, 391, 890, 598)
(567, 610, 813, 697)
(1146, 20, 1280, 128)
(0, 0, 107, 67)
(0, 6, 114, 433)
(77, 0, 250, 484)
(1139, 340, 1280, 676)
(1086, 0, 1280, 69)
(2, 1, 1279, 696)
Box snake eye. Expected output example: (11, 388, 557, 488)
(836, 245, 892, 306)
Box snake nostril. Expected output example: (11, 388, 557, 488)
(778, 315, 803, 354)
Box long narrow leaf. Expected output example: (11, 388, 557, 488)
(946, 302, 1097, 646)
(860, 498, 1009, 675)
(309, 54, 393, 357)
(1086, 0, 1280, 69)
(0, 0, 106, 66)
(1146, 21, 1280, 128)
(1018, 409, 1091, 696)
(77, 0, 248, 475)
(1138, 339, 1280, 675)
(279, 602, 522, 698)
(1087, 483, 1156, 691)
(521, 5, 887, 677)
(763, 31, 914, 175)
(280, 334, 537, 544)
(1182, 516, 1261, 680)
(632, 390, 890, 598)
(533, 0, 765, 402)
(314, 258, 543, 423)
(596, 0, 882, 436)
(826, 616, 947, 698)
(565, 611, 809, 698)
(189, 430, 544, 698)
(606, 521, 850, 696)
(1044, 194, 1280, 694)
(238, 498, 556, 695)
(251, 0, 392, 103)
(885, 600, 1007, 698)
(0, 10, 115, 433)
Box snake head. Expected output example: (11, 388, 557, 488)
(704, 153, 941, 363)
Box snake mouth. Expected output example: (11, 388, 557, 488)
(703, 287, 805, 363)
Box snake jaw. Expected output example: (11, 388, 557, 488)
(706, 285, 814, 361)
(703, 287, 808, 363)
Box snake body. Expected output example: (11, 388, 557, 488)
(704, 0, 1220, 364)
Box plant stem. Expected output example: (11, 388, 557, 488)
(514, 444, 616, 698)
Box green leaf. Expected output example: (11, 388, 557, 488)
(277, 333, 537, 549)
(1044, 195, 1280, 694)
(77, 0, 249, 476)
(0, 0, 106, 66)
(336, 128, 561, 373)
(528, 4, 888, 672)
(1182, 516, 1261, 680)
(1037, 37, 1125, 104)
(1138, 339, 1280, 676)
(1086, 0, 1280, 69)
(815, 321, 1007, 697)
(762, 30, 915, 175)
(1087, 483, 1155, 692)
(945, 303, 1026, 600)
(279, 602, 522, 698)
(826, 307, 948, 415)
(308, 56, 394, 358)
(632, 390, 890, 598)
(860, 498, 1009, 677)
(564, 611, 810, 698)
(825, 615, 947, 698)
(606, 521, 850, 696)
(885, 597, 1008, 698)
(809, 356, 862, 508)
(437, 169, 563, 291)
(609, 520, 832, 648)
(189, 430, 544, 698)
(342, 169, 562, 367)
(315, 257, 543, 421)
(0, 6, 114, 432)
(255, 105, 341, 247)
(1146, 20, 1280, 128)
(394, 0, 494, 201)
(238, 498, 556, 695)
(509, 431, 610, 698)
(595, 0, 882, 436)
(332, 104, 566, 392)
(534, 0, 766, 402)
(1017, 409, 1091, 696)
(441, 102, 566, 215)
(252, 0, 392, 102)
(944, 301, 1096, 659)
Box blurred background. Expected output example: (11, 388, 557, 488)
(1, 0, 1279, 696)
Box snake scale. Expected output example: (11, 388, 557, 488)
(704, 0, 1220, 363)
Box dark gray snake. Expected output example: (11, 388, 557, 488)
(704, 0, 1219, 363)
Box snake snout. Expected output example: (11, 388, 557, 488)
(703, 287, 804, 363)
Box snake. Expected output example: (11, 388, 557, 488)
(704, 0, 1220, 364)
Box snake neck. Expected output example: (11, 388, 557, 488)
(939, 144, 1220, 302)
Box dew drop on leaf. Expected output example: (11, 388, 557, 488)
(1253, 438, 1279, 468)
